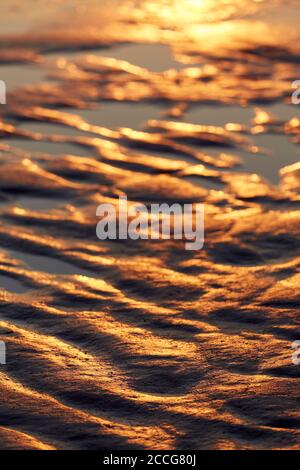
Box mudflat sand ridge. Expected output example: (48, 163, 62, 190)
(0, 0, 299, 450)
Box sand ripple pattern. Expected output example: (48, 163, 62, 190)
(0, 0, 299, 450)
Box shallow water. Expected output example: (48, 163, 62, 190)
(0, 0, 299, 450)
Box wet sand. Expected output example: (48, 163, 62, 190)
(0, 0, 299, 450)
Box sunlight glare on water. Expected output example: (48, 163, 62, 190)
(0, 0, 299, 452)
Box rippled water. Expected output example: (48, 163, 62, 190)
(0, 0, 299, 450)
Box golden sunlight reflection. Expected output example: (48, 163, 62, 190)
(125, 0, 272, 26)
(0, 0, 299, 452)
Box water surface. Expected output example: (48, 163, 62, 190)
(0, 0, 299, 451)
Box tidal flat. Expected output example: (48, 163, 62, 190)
(0, 0, 299, 450)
